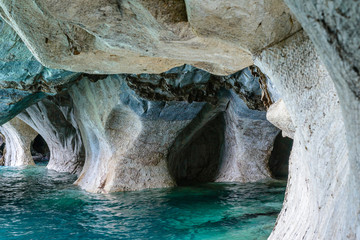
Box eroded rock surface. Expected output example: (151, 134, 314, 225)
(68, 65, 279, 192)
(282, 2, 360, 238)
(0, 17, 78, 125)
(0, 117, 37, 166)
(168, 90, 279, 185)
(255, 31, 351, 240)
(69, 75, 203, 192)
(126, 65, 266, 110)
(266, 99, 295, 139)
(0, 0, 299, 75)
(18, 92, 85, 175)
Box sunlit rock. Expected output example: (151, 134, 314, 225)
(0, 117, 37, 166)
(18, 92, 85, 175)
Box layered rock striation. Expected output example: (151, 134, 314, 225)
(255, 31, 350, 240)
(0, 117, 37, 166)
(0, 17, 78, 125)
(0, 0, 300, 75)
(69, 66, 279, 192)
(18, 92, 85, 175)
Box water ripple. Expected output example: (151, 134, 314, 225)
(0, 166, 285, 240)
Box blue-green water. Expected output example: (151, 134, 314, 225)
(0, 166, 286, 240)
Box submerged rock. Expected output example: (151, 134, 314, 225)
(0, 117, 37, 166)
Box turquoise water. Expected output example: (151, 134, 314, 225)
(0, 166, 286, 240)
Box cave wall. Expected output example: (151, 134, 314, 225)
(0, 117, 37, 166)
(68, 75, 203, 192)
(68, 65, 279, 193)
(255, 31, 351, 240)
(168, 90, 279, 185)
(18, 92, 85, 175)
(0, 16, 79, 125)
(0, 1, 357, 238)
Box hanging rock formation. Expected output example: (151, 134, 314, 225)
(18, 92, 85, 175)
(255, 31, 351, 240)
(0, 17, 78, 125)
(266, 99, 295, 139)
(0, 0, 300, 75)
(0, 117, 37, 166)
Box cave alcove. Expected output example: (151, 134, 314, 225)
(268, 132, 293, 180)
(168, 113, 226, 186)
(31, 134, 50, 165)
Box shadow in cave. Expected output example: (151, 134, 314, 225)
(268, 132, 293, 180)
(31, 134, 50, 166)
(0, 134, 4, 166)
(168, 107, 226, 186)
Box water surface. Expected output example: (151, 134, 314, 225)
(0, 166, 285, 240)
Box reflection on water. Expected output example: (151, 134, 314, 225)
(0, 166, 286, 240)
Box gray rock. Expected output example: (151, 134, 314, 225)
(68, 72, 278, 193)
(168, 90, 280, 184)
(0, 0, 299, 75)
(255, 31, 350, 240)
(266, 99, 295, 139)
(18, 92, 85, 175)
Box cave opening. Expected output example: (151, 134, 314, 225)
(168, 113, 226, 186)
(31, 134, 50, 165)
(268, 132, 293, 180)
(0, 133, 4, 166)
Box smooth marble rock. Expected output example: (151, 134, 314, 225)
(266, 99, 295, 139)
(18, 92, 85, 175)
(168, 90, 280, 185)
(69, 75, 203, 192)
(255, 31, 351, 240)
(0, 117, 37, 166)
(69, 70, 278, 192)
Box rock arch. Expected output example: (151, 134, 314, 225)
(18, 93, 85, 175)
(0, 118, 37, 166)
